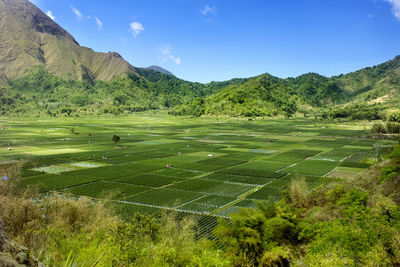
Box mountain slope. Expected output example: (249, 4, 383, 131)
(170, 74, 298, 117)
(146, 66, 175, 76)
(0, 0, 137, 81)
(0, 0, 399, 118)
(171, 56, 400, 117)
(332, 56, 400, 104)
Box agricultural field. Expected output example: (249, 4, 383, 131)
(0, 113, 396, 237)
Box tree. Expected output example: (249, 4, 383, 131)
(112, 135, 120, 144)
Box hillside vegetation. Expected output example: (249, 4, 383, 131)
(1, 66, 246, 115)
(171, 57, 400, 118)
(1, 0, 400, 118)
(3, 57, 399, 118)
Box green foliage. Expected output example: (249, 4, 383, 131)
(371, 121, 400, 134)
(391, 145, 400, 158)
(3, 55, 400, 118)
(3, 66, 229, 115)
(105, 213, 159, 263)
(388, 111, 400, 123)
(290, 73, 348, 106)
(0, 84, 26, 114)
(386, 122, 400, 134)
(214, 205, 297, 265)
(379, 164, 400, 181)
(171, 57, 400, 118)
(172, 74, 298, 117)
(328, 103, 385, 120)
(371, 122, 387, 134)
(112, 135, 120, 144)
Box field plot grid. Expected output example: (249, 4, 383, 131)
(1, 116, 396, 238)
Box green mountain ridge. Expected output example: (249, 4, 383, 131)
(172, 57, 400, 117)
(0, 0, 399, 117)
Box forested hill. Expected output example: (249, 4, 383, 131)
(171, 56, 400, 118)
(1, 0, 400, 117)
(0, 66, 248, 115)
(2, 56, 400, 117)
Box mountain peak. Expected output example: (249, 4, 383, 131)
(0, 0, 136, 81)
(0, 0, 78, 44)
(147, 66, 175, 76)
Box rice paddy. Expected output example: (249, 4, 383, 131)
(0, 113, 396, 237)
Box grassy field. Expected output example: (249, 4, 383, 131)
(0, 113, 396, 235)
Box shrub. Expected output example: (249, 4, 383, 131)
(386, 122, 400, 134)
(287, 178, 312, 208)
(371, 122, 386, 134)
(387, 111, 400, 123)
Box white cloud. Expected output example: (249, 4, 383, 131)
(160, 45, 181, 65)
(46, 10, 55, 20)
(94, 17, 103, 30)
(70, 6, 83, 20)
(384, 0, 400, 21)
(201, 5, 217, 16)
(130, 22, 144, 38)
(368, 13, 374, 18)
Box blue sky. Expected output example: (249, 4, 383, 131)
(31, 0, 400, 83)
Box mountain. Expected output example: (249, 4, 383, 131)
(0, 0, 231, 115)
(332, 56, 400, 104)
(170, 74, 299, 117)
(171, 57, 400, 118)
(0, 0, 137, 81)
(146, 66, 175, 76)
(0, 0, 399, 118)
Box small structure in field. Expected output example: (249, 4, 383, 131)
(166, 164, 173, 168)
(208, 154, 213, 157)
(88, 133, 92, 137)
(1, 176, 8, 181)
(7, 147, 12, 151)
(89, 141, 93, 144)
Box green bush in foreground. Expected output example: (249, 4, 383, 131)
(214, 151, 400, 266)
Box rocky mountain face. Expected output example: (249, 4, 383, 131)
(0, 218, 43, 266)
(0, 0, 137, 82)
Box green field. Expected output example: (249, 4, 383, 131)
(0, 114, 395, 221)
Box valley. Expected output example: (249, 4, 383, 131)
(1, 0, 400, 264)
(1, 114, 396, 238)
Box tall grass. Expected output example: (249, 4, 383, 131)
(0, 161, 228, 266)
